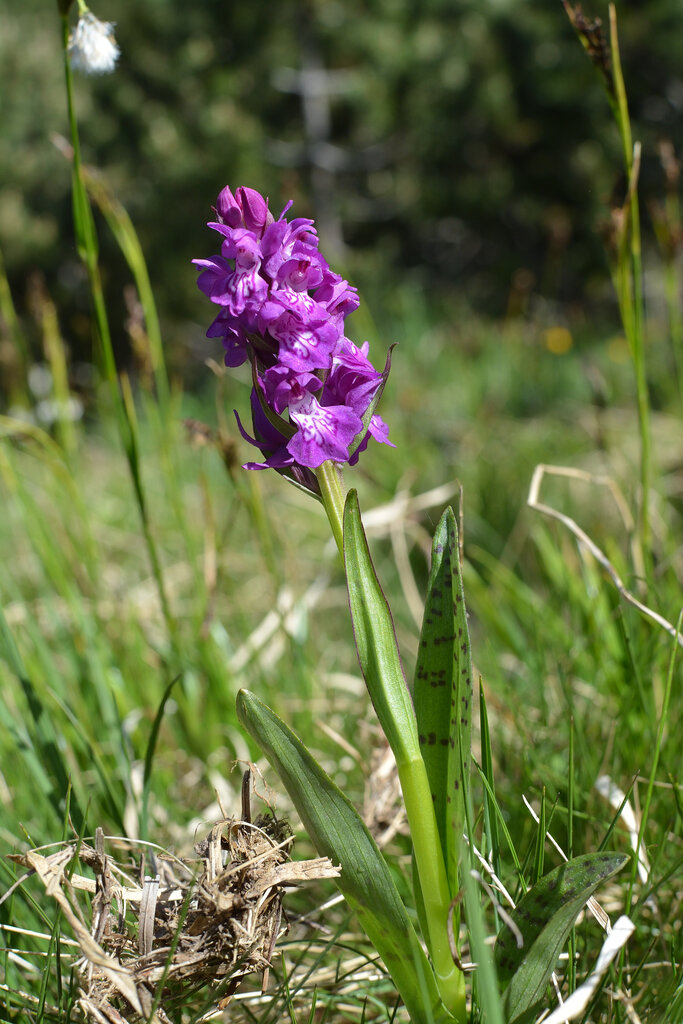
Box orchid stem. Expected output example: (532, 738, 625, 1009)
(316, 461, 346, 556)
(398, 756, 467, 1017)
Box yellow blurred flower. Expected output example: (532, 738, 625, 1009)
(544, 326, 573, 355)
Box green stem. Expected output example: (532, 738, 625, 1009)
(315, 461, 346, 556)
(399, 757, 467, 1018)
(609, 4, 652, 570)
(0, 246, 29, 405)
(664, 260, 683, 392)
(61, 14, 178, 653)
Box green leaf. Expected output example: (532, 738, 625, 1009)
(495, 852, 629, 1024)
(83, 170, 169, 408)
(236, 690, 449, 1024)
(141, 675, 181, 842)
(413, 508, 473, 895)
(531, 789, 547, 886)
(343, 489, 420, 767)
(343, 496, 464, 1018)
(479, 683, 501, 883)
(71, 167, 99, 268)
(0, 601, 25, 681)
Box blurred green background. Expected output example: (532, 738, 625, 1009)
(2, 0, 683, 384)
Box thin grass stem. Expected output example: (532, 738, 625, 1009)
(61, 14, 178, 655)
(0, 246, 29, 405)
(608, 4, 652, 571)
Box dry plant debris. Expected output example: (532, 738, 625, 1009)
(8, 812, 339, 1023)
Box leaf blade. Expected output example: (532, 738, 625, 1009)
(236, 689, 449, 1024)
(495, 852, 629, 1024)
(413, 508, 473, 894)
(343, 489, 420, 767)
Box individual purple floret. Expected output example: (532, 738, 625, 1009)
(194, 186, 392, 477)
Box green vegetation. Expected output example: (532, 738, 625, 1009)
(0, 1, 682, 1022)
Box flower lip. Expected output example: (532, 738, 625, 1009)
(287, 391, 363, 468)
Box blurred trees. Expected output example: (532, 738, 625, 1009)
(1, 0, 682, 368)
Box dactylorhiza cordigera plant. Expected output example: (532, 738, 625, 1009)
(194, 187, 630, 1024)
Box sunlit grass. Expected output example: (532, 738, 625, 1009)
(1, 298, 681, 1020)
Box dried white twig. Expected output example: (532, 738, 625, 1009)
(527, 464, 683, 648)
(541, 916, 635, 1024)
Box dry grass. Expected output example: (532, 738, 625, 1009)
(6, 785, 339, 1024)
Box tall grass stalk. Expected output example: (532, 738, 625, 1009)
(0, 246, 29, 406)
(606, 4, 652, 572)
(80, 166, 198, 574)
(60, 11, 177, 655)
(651, 141, 683, 395)
(564, 1, 653, 572)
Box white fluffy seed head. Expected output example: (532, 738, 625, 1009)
(68, 12, 120, 75)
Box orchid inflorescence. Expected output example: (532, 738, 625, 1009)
(193, 186, 393, 489)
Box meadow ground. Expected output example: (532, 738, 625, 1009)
(1, 286, 681, 1021)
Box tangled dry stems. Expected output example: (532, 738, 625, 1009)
(9, 817, 339, 1023)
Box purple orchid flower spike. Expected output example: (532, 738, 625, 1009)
(194, 185, 393, 491)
